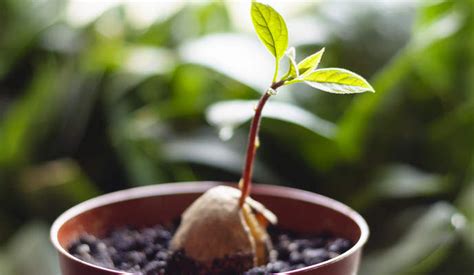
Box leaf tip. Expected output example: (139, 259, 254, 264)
(364, 81, 376, 93)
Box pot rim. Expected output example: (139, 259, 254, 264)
(51, 181, 369, 274)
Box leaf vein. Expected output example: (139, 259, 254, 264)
(255, 4, 277, 56)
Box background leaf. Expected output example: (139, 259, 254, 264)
(180, 34, 273, 91)
(0, 222, 60, 275)
(361, 203, 465, 275)
(352, 164, 451, 210)
(0, 62, 62, 169)
(206, 100, 336, 139)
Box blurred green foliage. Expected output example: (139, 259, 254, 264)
(0, 1, 473, 274)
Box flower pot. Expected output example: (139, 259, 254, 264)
(51, 182, 369, 275)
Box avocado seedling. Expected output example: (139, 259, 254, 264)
(64, 2, 374, 274)
(168, 1, 374, 273)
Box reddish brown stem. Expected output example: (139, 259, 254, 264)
(239, 80, 284, 207)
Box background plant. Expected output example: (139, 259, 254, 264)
(0, 1, 472, 274)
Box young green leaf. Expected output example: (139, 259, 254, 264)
(251, 1, 288, 62)
(297, 48, 325, 77)
(303, 68, 375, 94)
(283, 47, 298, 79)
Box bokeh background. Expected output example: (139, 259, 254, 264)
(0, 0, 473, 274)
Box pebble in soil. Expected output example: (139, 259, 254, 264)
(68, 224, 352, 275)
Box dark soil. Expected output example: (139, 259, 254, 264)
(68, 223, 352, 274)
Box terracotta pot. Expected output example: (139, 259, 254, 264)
(51, 182, 369, 275)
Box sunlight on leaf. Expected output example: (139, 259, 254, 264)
(251, 1, 288, 61)
(297, 47, 325, 77)
(303, 68, 375, 94)
(206, 100, 336, 139)
(284, 47, 299, 79)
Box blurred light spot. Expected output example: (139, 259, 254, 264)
(127, 109, 166, 140)
(226, 1, 316, 33)
(66, 0, 122, 27)
(180, 34, 273, 91)
(450, 213, 466, 230)
(218, 126, 234, 141)
(124, 1, 185, 29)
(41, 25, 81, 53)
(413, 10, 463, 49)
(95, 12, 124, 38)
(123, 47, 175, 75)
(20, 159, 79, 192)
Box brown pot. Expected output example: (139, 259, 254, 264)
(51, 182, 369, 275)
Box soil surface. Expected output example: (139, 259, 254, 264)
(68, 223, 352, 274)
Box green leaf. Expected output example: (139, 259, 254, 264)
(283, 47, 298, 79)
(251, 1, 288, 61)
(303, 68, 375, 94)
(297, 47, 325, 77)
